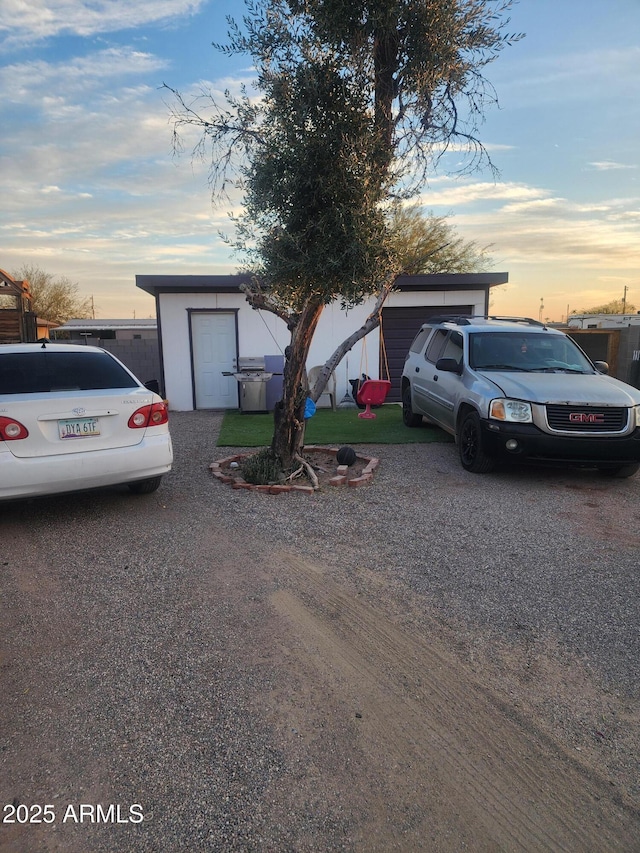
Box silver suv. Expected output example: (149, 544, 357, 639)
(401, 316, 640, 476)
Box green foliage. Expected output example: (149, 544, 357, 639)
(240, 447, 285, 484)
(12, 264, 92, 325)
(180, 0, 521, 309)
(238, 59, 394, 310)
(278, 0, 523, 183)
(572, 299, 636, 315)
(387, 204, 494, 274)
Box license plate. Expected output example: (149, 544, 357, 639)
(58, 418, 100, 439)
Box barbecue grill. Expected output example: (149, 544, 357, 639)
(224, 356, 274, 413)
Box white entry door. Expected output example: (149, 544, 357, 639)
(191, 312, 238, 409)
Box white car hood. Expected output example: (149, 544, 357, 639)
(480, 371, 640, 406)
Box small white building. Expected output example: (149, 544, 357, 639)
(136, 272, 508, 411)
(52, 318, 158, 341)
(568, 313, 640, 330)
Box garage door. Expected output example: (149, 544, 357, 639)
(381, 305, 472, 402)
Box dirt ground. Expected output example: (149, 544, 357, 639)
(2, 420, 640, 851)
(5, 532, 639, 852)
(252, 549, 640, 852)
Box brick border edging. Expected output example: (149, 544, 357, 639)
(209, 446, 379, 494)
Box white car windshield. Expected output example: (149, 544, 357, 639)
(469, 333, 593, 374)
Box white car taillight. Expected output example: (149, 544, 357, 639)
(128, 402, 169, 429)
(0, 417, 29, 440)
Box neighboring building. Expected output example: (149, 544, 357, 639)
(136, 272, 508, 411)
(36, 318, 59, 340)
(0, 269, 36, 343)
(567, 313, 640, 330)
(52, 319, 160, 388)
(566, 314, 640, 389)
(52, 318, 158, 341)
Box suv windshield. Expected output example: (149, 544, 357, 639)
(0, 351, 138, 395)
(469, 332, 593, 374)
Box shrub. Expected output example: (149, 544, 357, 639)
(240, 448, 284, 485)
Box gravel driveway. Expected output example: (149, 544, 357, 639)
(1, 410, 639, 851)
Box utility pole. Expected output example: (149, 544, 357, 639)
(622, 285, 628, 314)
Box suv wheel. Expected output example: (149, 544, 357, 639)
(459, 411, 495, 473)
(402, 387, 423, 428)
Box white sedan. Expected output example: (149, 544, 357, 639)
(0, 343, 173, 500)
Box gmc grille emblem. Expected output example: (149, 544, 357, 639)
(569, 412, 605, 423)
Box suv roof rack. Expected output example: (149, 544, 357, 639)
(486, 316, 545, 327)
(423, 315, 546, 328)
(423, 315, 473, 325)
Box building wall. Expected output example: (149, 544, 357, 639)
(618, 325, 640, 389)
(111, 329, 158, 341)
(66, 329, 157, 341)
(96, 338, 161, 388)
(567, 326, 640, 388)
(158, 288, 488, 410)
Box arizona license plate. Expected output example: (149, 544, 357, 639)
(58, 418, 100, 439)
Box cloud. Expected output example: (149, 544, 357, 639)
(461, 207, 640, 270)
(416, 180, 547, 208)
(413, 177, 640, 277)
(0, 47, 167, 104)
(0, 0, 208, 48)
(588, 160, 637, 172)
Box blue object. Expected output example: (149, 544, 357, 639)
(304, 397, 316, 419)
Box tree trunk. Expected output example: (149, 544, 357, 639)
(270, 298, 324, 470)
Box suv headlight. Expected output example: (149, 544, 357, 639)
(489, 399, 533, 423)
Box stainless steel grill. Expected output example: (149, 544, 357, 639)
(224, 357, 274, 413)
(546, 405, 628, 433)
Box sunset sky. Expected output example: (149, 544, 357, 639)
(1, 0, 639, 321)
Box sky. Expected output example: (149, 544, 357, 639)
(1, 0, 639, 322)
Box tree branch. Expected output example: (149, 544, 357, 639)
(309, 272, 397, 401)
(240, 277, 295, 327)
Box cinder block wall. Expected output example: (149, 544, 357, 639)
(98, 338, 161, 389)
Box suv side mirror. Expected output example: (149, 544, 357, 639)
(593, 361, 609, 375)
(436, 357, 463, 375)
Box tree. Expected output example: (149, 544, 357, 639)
(166, 0, 521, 482)
(572, 299, 636, 315)
(387, 204, 493, 275)
(12, 264, 92, 326)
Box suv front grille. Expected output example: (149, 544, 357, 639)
(545, 405, 628, 433)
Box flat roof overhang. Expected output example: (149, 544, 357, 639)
(136, 272, 508, 297)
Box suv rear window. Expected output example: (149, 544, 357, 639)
(0, 351, 137, 395)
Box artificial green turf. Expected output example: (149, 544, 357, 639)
(217, 404, 453, 446)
